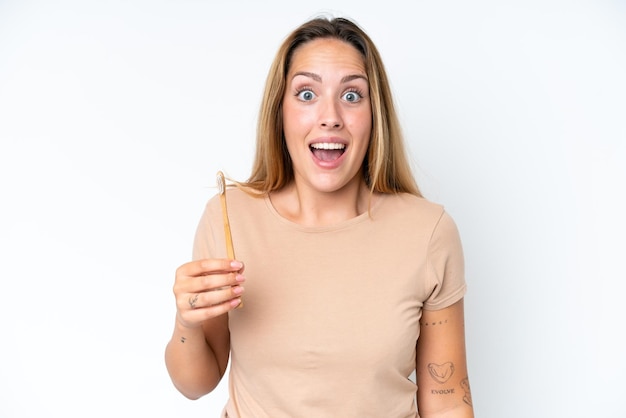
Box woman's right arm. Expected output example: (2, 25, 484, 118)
(164, 258, 245, 399)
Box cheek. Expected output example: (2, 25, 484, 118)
(282, 107, 307, 156)
(349, 120, 372, 164)
(347, 113, 372, 146)
(283, 106, 316, 142)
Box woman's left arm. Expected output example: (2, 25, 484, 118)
(416, 298, 474, 418)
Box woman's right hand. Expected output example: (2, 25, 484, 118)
(173, 259, 245, 329)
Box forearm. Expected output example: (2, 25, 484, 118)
(419, 405, 474, 418)
(416, 300, 474, 417)
(165, 319, 226, 400)
(416, 368, 474, 417)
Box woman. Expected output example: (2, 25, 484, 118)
(165, 16, 474, 418)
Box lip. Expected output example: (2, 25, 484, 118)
(307, 136, 348, 147)
(308, 136, 348, 169)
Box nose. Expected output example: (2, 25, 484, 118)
(319, 99, 343, 129)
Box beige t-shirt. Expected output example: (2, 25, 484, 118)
(192, 188, 466, 418)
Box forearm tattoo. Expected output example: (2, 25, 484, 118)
(461, 377, 472, 406)
(426, 362, 473, 407)
(428, 362, 455, 384)
(420, 319, 448, 327)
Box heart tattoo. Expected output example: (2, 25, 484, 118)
(427, 362, 455, 384)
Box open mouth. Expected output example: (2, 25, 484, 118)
(310, 142, 346, 162)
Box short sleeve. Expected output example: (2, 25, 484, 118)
(423, 211, 467, 310)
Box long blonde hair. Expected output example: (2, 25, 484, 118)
(240, 16, 421, 197)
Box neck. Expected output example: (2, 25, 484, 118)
(270, 176, 372, 227)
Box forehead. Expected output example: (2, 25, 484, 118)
(288, 38, 366, 76)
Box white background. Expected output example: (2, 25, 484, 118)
(1, 0, 624, 416)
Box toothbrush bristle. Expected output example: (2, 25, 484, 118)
(217, 171, 225, 194)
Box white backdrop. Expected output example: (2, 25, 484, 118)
(1, 0, 624, 417)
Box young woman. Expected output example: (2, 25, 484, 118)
(165, 16, 474, 418)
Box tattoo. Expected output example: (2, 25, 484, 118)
(461, 377, 472, 406)
(420, 319, 448, 327)
(431, 388, 455, 395)
(188, 294, 198, 309)
(180, 337, 187, 343)
(428, 362, 455, 384)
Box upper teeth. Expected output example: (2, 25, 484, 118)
(310, 143, 346, 150)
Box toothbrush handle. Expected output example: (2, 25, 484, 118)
(220, 193, 235, 259)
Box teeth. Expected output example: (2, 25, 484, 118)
(310, 143, 346, 150)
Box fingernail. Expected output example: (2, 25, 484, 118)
(230, 260, 243, 269)
(235, 274, 245, 282)
(232, 285, 244, 295)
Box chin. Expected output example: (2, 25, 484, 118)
(309, 174, 361, 194)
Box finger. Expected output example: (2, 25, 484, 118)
(179, 284, 244, 312)
(175, 270, 245, 295)
(177, 297, 243, 326)
(177, 259, 244, 278)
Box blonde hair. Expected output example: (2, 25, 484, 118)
(240, 16, 421, 197)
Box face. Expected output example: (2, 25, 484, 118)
(282, 38, 372, 194)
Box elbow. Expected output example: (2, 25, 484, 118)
(181, 392, 203, 401)
(173, 381, 214, 401)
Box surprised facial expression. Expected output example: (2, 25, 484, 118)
(282, 38, 372, 194)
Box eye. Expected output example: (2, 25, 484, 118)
(342, 90, 362, 103)
(296, 89, 316, 101)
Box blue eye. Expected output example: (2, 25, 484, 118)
(297, 89, 316, 101)
(343, 90, 362, 103)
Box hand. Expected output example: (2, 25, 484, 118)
(173, 259, 245, 329)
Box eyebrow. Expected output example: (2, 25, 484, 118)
(292, 71, 368, 83)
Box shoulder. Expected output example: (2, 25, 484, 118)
(205, 186, 264, 208)
(227, 186, 264, 202)
(378, 193, 446, 223)
(203, 186, 267, 221)
(376, 193, 462, 242)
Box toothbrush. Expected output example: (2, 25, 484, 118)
(217, 171, 242, 308)
(216, 170, 235, 260)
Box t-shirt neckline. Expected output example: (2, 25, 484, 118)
(263, 193, 386, 233)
